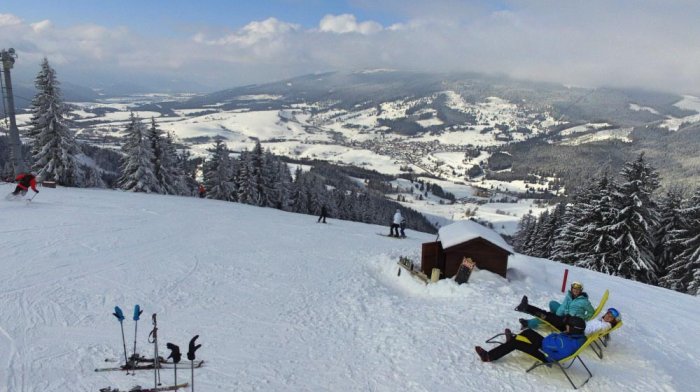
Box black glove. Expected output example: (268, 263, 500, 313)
(35, 190, 39, 193)
(166, 343, 182, 364)
(187, 335, 201, 361)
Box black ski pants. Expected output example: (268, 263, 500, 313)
(486, 328, 547, 362)
(520, 304, 567, 331)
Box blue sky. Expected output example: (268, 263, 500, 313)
(1, 1, 699, 94)
(3, 0, 403, 35)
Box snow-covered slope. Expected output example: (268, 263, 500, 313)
(0, 185, 698, 391)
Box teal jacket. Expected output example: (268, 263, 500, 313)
(554, 291, 595, 320)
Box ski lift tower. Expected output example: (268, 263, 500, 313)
(1, 48, 26, 175)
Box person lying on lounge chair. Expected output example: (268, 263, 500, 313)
(475, 316, 586, 363)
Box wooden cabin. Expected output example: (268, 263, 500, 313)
(421, 220, 512, 279)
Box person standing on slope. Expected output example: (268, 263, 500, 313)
(317, 204, 328, 223)
(12, 172, 39, 197)
(390, 209, 403, 237)
(399, 217, 407, 238)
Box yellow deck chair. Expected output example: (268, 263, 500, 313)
(590, 320, 623, 359)
(484, 321, 623, 388)
(525, 322, 623, 389)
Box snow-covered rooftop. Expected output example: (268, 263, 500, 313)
(438, 220, 513, 252)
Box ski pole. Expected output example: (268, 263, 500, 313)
(112, 306, 129, 373)
(166, 343, 182, 386)
(26, 191, 39, 203)
(132, 305, 143, 362)
(148, 313, 161, 388)
(187, 335, 201, 392)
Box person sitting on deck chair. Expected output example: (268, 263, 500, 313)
(516, 281, 595, 330)
(516, 296, 622, 334)
(475, 316, 587, 363)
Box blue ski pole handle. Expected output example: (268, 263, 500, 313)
(113, 306, 125, 322)
(133, 305, 143, 321)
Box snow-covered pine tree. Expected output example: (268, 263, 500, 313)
(202, 139, 235, 200)
(662, 188, 700, 295)
(513, 212, 537, 254)
(261, 149, 282, 208)
(655, 185, 686, 285)
(532, 203, 567, 259)
(552, 174, 612, 267)
(177, 149, 199, 195)
(147, 120, 184, 195)
(30, 58, 82, 186)
(237, 142, 265, 206)
(271, 159, 292, 209)
(604, 153, 661, 283)
(531, 210, 552, 258)
(117, 113, 161, 193)
(286, 166, 303, 211)
(162, 132, 189, 195)
(581, 173, 618, 275)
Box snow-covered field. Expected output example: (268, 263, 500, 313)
(661, 95, 700, 131)
(1, 185, 698, 391)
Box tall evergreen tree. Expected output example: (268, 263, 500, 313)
(576, 173, 618, 274)
(552, 176, 610, 266)
(237, 142, 265, 206)
(202, 140, 235, 201)
(604, 153, 661, 283)
(162, 132, 188, 195)
(662, 188, 700, 295)
(29, 58, 82, 186)
(532, 203, 567, 259)
(147, 120, 184, 195)
(118, 113, 160, 193)
(655, 186, 686, 284)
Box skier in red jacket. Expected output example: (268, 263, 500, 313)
(12, 172, 39, 196)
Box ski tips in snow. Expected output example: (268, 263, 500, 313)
(99, 382, 189, 392)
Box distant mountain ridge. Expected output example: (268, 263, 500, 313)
(186, 70, 693, 128)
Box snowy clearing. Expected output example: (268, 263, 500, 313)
(0, 185, 698, 391)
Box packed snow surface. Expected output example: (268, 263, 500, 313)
(1, 185, 699, 391)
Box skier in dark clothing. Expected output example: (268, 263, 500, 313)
(198, 184, 206, 198)
(390, 209, 402, 236)
(475, 316, 586, 363)
(317, 205, 328, 223)
(12, 172, 39, 196)
(399, 217, 407, 238)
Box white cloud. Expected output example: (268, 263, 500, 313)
(318, 14, 383, 35)
(30, 20, 52, 33)
(194, 17, 299, 46)
(2, 3, 700, 95)
(0, 13, 22, 27)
